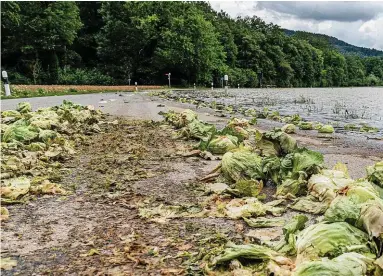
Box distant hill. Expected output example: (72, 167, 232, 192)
(283, 29, 383, 57)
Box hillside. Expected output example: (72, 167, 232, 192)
(284, 29, 383, 57)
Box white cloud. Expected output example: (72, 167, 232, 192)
(209, 1, 383, 50)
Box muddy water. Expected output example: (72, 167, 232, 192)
(174, 87, 383, 132)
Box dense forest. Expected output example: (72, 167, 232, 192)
(284, 29, 383, 58)
(1, 1, 383, 87)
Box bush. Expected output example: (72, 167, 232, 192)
(8, 72, 32, 85)
(58, 67, 115, 85)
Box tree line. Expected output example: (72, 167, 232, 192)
(1, 1, 383, 87)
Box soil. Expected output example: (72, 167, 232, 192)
(1, 93, 382, 275)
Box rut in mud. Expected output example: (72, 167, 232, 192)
(1, 118, 244, 275)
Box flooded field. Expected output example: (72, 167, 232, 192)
(173, 87, 383, 134)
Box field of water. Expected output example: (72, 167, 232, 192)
(174, 87, 383, 133)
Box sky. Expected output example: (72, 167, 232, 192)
(209, 1, 383, 50)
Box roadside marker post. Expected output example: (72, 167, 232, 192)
(194, 83, 196, 91)
(224, 74, 228, 93)
(211, 82, 214, 91)
(2, 71, 11, 96)
(135, 82, 138, 92)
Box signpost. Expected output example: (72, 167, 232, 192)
(2, 71, 11, 96)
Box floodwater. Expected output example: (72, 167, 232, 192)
(174, 87, 383, 132)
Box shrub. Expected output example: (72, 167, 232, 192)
(58, 67, 115, 85)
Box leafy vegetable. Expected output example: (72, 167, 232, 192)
(281, 124, 296, 134)
(207, 135, 238, 154)
(221, 149, 263, 183)
(296, 222, 374, 263)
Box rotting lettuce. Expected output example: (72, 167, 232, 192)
(16, 102, 32, 114)
(212, 242, 291, 266)
(0, 177, 31, 200)
(243, 217, 285, 228)
(292, 148, 323, 175)
(221, 149, 263, 183)
(281, 124, 296, 134)
(366, 161, 383, 187)
(296, 222, 374, 263)
(317, 125, 334, 134)
(207, 135, 238, 154)
(289, 196, 329, 214)
(324, 196, 360, 225)
(275, 214, 308, 255)
(294, 252, 375, 276)
(234, 179, 263, 197)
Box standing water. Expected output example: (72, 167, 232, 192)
(173, 87, 383, 132)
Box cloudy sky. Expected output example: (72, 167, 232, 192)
(209, 1, 383, 50)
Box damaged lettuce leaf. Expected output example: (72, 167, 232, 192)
(243, 217, 285, 228)
(296, 222, 375, 263)
(256, 138, 280, 157)
(221, 148, 263, 183)
(162, 109, 198, 128)
(346, 180, 380, 203)
(298, 122, 314, 130)
(225, 198, 267, 219)
(39, 129, 58, 143)
(324, 196, 360, 225)
(289, 196, 329, 214)
(16, 102, 32, 114)
(366, 161, 383, 187)
(2, 123, 39, 143)
(263, 129, 297, 154)
(221, 119, 249, 142)
(179, 119, 216, 142)
(317, 125, 334, 134)
(358, 199, 383, 239)
(212, 242, 291, 266)
(292, 148, 323, 176)
(1, 177, 31, 200)
(206, 135, 238, 154)
(281, 124, 296, 134)
(261, 156, 282, 184)
(234, 179, 263, 197)
(1, 206, 10, 221)
(275, 214, 308, 255)
(294, 252, 375, 276)
(308, 172, 350, 203)
(276, 177, 307, 197)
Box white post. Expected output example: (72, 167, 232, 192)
(168, 73, 171, 88)
(211, 82, 214, 91)
(2, 71, 11, 96)
(135, 82, 138, 92)
(4, 84, 11, 96)
(193, 83, 196, 91)
(224, 75, 228, 93)
(238, 84, 239, 89)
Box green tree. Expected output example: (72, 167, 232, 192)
(1, 1, 82, 84)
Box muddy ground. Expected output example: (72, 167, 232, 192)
(1, 92, 382, 275)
